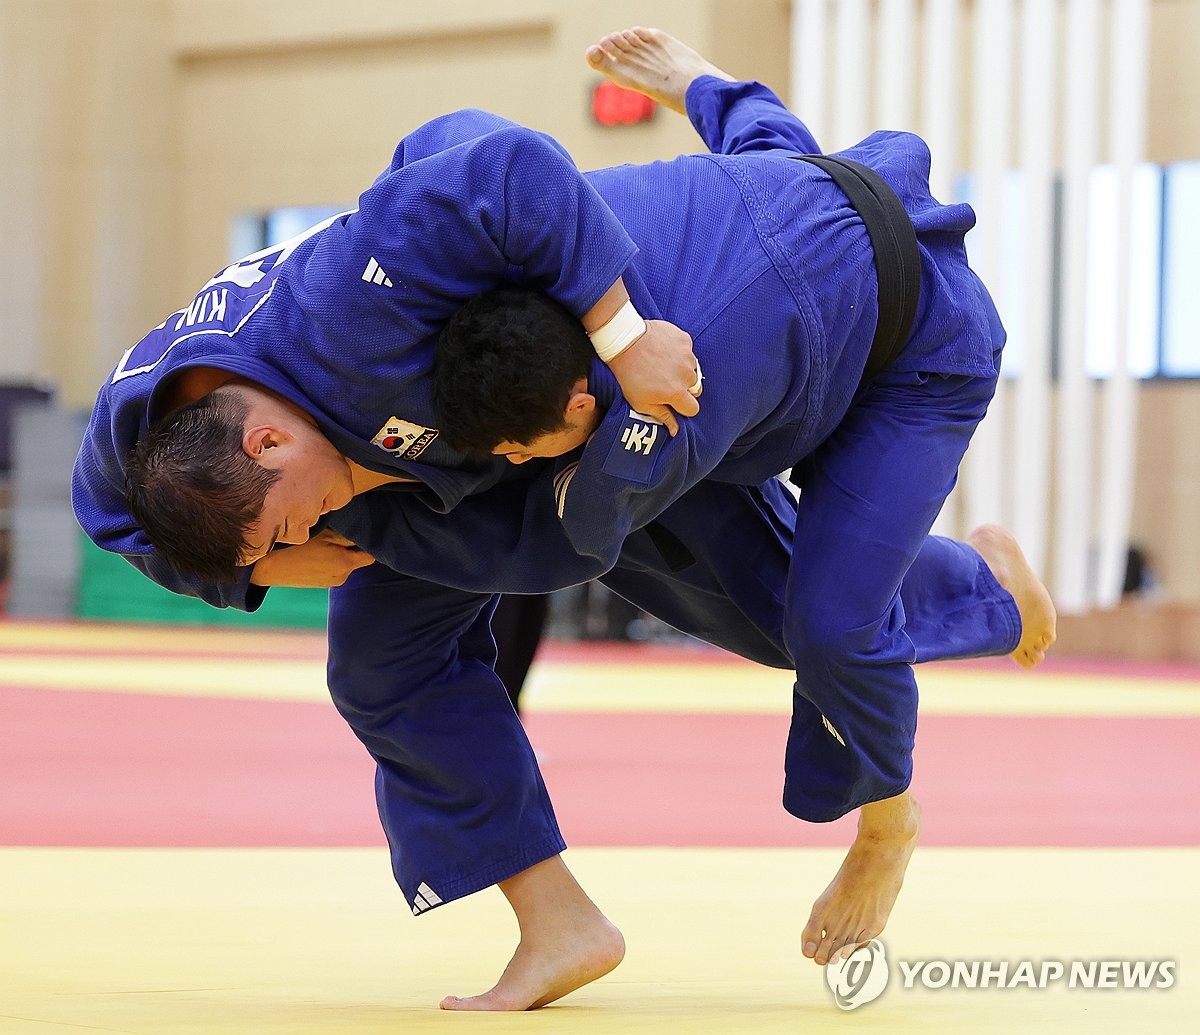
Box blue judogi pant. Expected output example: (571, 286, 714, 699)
(559, 77, 1009, 822)
(679, 84, 1010, 820)
(783, 363, 1004, 819)
(327, 477, 1017, 912)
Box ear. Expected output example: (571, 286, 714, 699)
(564, 391, 597, 420)
(242, 423, 293, 465)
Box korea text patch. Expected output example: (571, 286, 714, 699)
(602, 408, 665, 484)
(371, 416, 439, 461)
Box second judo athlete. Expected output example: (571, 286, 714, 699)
(433, 27, 1058, 977)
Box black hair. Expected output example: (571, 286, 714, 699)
(124, 387, 280, 583)
(434, 285, 593, 457)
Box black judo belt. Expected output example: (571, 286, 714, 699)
(792, 154, 922, 385)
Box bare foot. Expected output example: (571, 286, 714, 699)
(440, 920, 624, 1011)
(802, 792, 921, 966)
(967, 524, 1057, 668)
(585, 27, 734, 115)
(440, 857, 625, 1011)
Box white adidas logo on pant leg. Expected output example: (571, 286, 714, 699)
(362, 256, 393, 288)
(821, 714, 847, 747)
(412, 881, 443, 914)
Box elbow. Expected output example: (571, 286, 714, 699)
(485, 124, 575, 168)
(571, 535, 623, 575)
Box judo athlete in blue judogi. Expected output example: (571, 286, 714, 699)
(70, 26, 1050, 1010)
(434, 28, 1057, 983)
(71, 91, 707, 608)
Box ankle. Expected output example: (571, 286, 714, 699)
(857, 793, 922, 843)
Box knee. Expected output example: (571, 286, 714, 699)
(786, 605, 866, 674)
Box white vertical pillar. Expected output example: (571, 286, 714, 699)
(791, 0, 829, 145)
(1095, 0, 1150, 607)
(1053, 0, 1102, 613)
(1012, 0, 1058, 577)
(921, 0, 963, 537)
(876, 0, 915, 130)
(962, 0, 1014, 530)
(0, 3, 48, 381)
(833, 0, 871, 150)
(920, 0, 961, 204)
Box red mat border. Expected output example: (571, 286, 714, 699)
(4, 686, 1198, 850)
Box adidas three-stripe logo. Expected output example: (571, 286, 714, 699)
(411, 881, 443, 914)
(554, 461, 579, 518)
(362, 256, 393, 288)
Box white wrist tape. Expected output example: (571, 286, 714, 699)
(588, 298, 647, 362)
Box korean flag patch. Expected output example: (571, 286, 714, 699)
(371, 417, 439, 461)
(602, 409, 664, 484)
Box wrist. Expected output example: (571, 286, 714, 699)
(588, 298, 647, 362)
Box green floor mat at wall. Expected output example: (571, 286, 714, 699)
(76, 532, 328, 629)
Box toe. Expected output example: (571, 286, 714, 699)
(802, 912, 826, 959)
(815, 932, 844, 966)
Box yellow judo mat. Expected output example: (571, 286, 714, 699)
(2, 848, 1197, 1033)
(1, 621, 1197, 1032)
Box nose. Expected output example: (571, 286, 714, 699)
(506, 453, 532, 465)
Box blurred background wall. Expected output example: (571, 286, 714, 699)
(2, 0, 1198, 652)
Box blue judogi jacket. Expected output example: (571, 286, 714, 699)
(72, 113, 636, 606)
(541, 100, 1000, 568)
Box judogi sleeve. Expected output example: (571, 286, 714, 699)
(328, 472, 614, 595)
(686, 77, 822, 156)
(552, 374, 758, 571)
(346, 109, 638, 325)
(126, 546, 264, 610)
